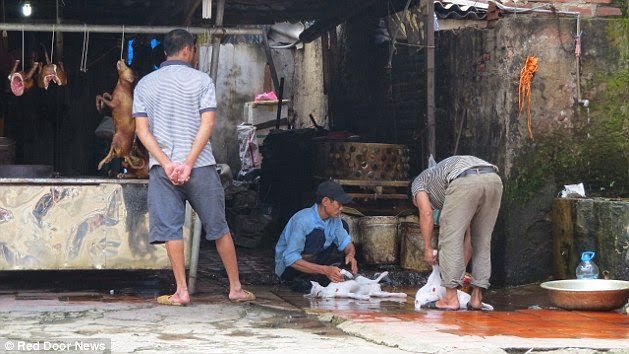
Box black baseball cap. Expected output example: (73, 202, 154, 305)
(316, 180, 353, 204)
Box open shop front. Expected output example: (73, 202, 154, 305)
(0, 0, 445, 292)
(0, 17, 262, 293)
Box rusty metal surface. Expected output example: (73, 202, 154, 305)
(359, 216, 400, 265)
(399, 222, 438, 272)
(314, 142, 410, 181)
(0, 182, 189, 270)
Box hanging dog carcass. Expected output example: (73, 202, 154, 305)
(38, 45, 67, 90)
(7, 60, 41, 96)
(95, 59, 148, 178)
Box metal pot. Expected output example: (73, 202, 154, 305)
(0, 164, 54, 178)
(540, 279, 629, 311)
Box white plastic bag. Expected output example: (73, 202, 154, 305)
(414, 265, 445, 309)
(237, 124, 262, 174)
(415, 264, 494, 311)
(559, 182, 586, 198)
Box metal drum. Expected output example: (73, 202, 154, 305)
(314, 142, 410, 181)
(359, 216, 399, 265)
(341, 212, 362, 246)
(399, 222, 438, 271)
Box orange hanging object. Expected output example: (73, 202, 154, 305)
(519, 56, 538, 140)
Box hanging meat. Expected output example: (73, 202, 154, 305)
(38, 46, 67, 90)
(7, 60, 41, 96)
(95, 59, 148, 178)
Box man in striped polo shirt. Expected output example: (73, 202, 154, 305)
(133, 29, 255, 306)
(410, 155, 502, 310)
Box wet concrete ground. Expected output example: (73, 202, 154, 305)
(0, 244, 627, 353)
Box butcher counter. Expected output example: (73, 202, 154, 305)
(0, 178, 194, 271)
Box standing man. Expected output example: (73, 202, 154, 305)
(133, 29, 255, 306)
(410, 155, 502, 310)
(275, 181, 358, 293)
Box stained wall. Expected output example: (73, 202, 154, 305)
(332, 13, 628, 285)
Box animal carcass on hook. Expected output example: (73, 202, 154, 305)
(7, 60, 41, 96)
(38, 45, 67, 90)
(95, 60, 148, 178)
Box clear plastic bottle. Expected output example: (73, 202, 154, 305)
(575, 251, 599, 279)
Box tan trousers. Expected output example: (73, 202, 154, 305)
(438, 173, 503, 289)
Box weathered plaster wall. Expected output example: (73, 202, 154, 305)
(203, 44, 262, 173)
(199, 41, 328, 173)
(200, 43, 299, 173)
(332, 13, 627, 285)
(434, 17, 628, 285)
(552, 198, 629, 281)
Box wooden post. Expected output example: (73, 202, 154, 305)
(551, 198, 575, 279)
(425, 0, 436, 157)
(208, 0, 225, 84)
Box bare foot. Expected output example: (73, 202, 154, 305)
(228, 288, 256, 302)
(434, 299, 460, 310)
(469, 287, 483, 309)
(175, 292, 190, 304)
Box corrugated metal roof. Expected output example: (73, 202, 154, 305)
(435, 0, 489, 20)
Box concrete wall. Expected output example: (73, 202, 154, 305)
(433, 17, 628, 285)
(333, 12, 628, 285)
(552, 198, 629, 281)
(199, 43, 283, 172)
(200, 41, 326, 173)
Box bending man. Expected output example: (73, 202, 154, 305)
(410, 155, 502, 310)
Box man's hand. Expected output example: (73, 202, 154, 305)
(345, 254, 358, 275)
(164, 162, 181, 185)
(324, 265, 345, 283)
(172, 163, 192, 185)
(164, 162, 192, 185)
(424, 247, 437, 265)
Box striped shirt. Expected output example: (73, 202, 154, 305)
(411, 155, 498, 209)
(132, 60, 217, 168)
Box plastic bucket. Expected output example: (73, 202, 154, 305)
(0, 137, 15, 165)
(358, 216, 399, 265)
(399, 222, 439, 271)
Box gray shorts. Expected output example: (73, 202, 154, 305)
(147, 165, 229, 244)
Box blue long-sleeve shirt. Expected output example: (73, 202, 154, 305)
(274, 203, 352, 277)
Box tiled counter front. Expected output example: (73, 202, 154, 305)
(0, 179, 190, 270)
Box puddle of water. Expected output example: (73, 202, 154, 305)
(253, 313, 346, 336)
(0, 269, 555, 311)
(279, 282, 554, 314)
(59, 294, 104, 302)
(226, 329, 256, 337)
(158, 333, 205, 341)
(484, 283, 552, 311)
